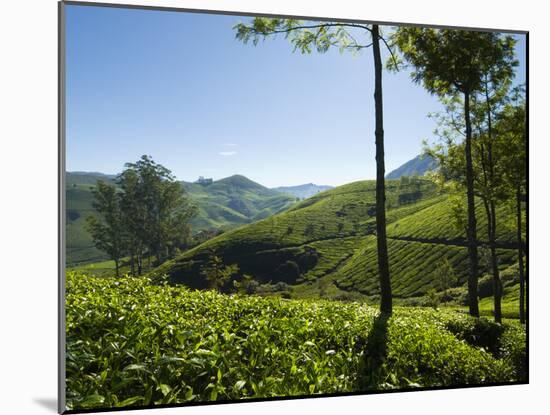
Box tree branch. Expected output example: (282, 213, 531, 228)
(380, 35, 399, 69)
(245, 22, 372, 38)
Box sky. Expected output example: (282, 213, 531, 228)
(65, 5, 526, 188)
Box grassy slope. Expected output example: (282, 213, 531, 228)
(66, 273, 526, 411)
(152, 178, 521, 303)
(65, 173, 296, 266)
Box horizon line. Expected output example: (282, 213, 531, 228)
(65, 170, 388, 189)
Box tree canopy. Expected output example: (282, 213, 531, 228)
(86, 155, 197, 276)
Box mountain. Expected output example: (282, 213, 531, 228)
(182, 175, 297, 230)
(151, 178, 519, 301)
(386, 154, 437, 179)
(272, 183, 333, 199)
(65, 172, 296, 265)
(67, 171, 117, 184)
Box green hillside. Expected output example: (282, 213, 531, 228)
(151, 178, 521, 304)
(65, 173, 296, 266)
(66, 173, 117, 264)
(182, 175, 297, 229)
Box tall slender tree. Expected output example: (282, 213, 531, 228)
(392, 29, 517, 317)
(234, 18, 395, 313)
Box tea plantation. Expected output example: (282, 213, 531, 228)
(150, 178, 522, 308)
(66, 273, 526, 411)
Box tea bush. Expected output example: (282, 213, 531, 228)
(66, 273, 526, 411)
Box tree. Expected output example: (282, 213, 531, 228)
(392, 28, 517, 317)
(201, 251, 240, 291)
(497, 95, 527, 323)
(429, 92, 511, 323)
(434, 257, 456, 300)
(234, 18, 396, 314)
(88, 156, 197, 277)
(85, 181, 126, 277)
(233, 274, 259, 295)
(427, 79, 521, 323)
(118, 168, 147, 275)
(119, 155, 197, 269)
(469, 60, 516, 323)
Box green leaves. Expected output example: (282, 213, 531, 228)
(65, 272, 525, 411)
(234, 380, 246, 390)
(234, 18, 374, 56)
(115, 396, 142, 407)
(78, 394, 105, 408)
(158, 384, 172, 397)
(391, 28, 518, 97)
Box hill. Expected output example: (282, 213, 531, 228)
(272, 183, 333, 199)
(151, 177, 521, 304)
(182, 174, 296, 230)
(386, 154, 437, 179)
(66, 173, 117, 264)
(65, 172, 296, 265)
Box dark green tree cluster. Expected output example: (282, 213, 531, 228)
(391, 29, 526, 322)
(86, 155, 197, 277)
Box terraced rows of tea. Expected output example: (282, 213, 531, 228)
(386, 198, 520, 245)
(151, 179, 520, 301)
(333, 237, 517, 298)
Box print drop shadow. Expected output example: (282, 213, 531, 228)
(33, 397, 57, 412)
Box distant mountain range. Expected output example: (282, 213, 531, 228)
(386, 154, 437, 179)
(66, 172, 332, 265)
(272, 183, 333, 199)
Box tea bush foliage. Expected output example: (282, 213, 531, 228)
(66, 273, 526, 411)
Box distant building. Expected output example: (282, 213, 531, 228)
(196, 176, 213, 185)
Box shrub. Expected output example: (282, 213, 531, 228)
(424, 288, 440, 310)
(275, 260, 300, 283)
(298, 249, 319, 271)
(444, 316, 505, 356)
(477, 274, 495, 298)
(378, 310, 514, 388)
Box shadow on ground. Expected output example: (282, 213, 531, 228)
(359, 312, 391, 390)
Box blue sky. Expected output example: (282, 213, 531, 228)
(65, 5, 526, 187)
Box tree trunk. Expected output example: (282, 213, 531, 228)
(372, 25, 392, 315)
(114, 258, 120, 278)
(517, 186, 526, 324)
(483, 85, 502, 323)
(489, 201, 502, 323)
(130, 251, 135, 277)
(464, 90, 480, 317)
